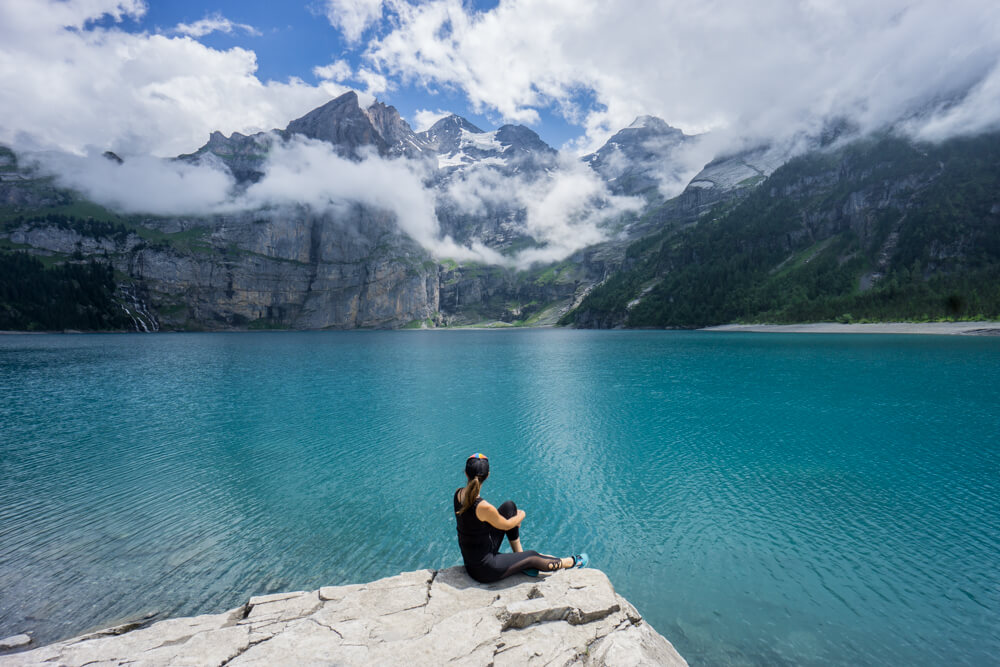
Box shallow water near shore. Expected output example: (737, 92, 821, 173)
(1, 330, 998, 665)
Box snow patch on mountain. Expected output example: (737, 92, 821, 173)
(460, 128, 501, 152)
(437, 153, 506, 169)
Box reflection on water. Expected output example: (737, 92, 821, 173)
(1, 330, 998, 665)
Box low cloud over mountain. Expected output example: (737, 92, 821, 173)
(30, 93, 645, 269)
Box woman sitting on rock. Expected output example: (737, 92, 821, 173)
(454, 453, 587, 582)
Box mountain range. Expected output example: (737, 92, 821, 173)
(1, 91, 997, 331)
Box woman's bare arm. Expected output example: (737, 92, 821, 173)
(475, 500, 526, 531)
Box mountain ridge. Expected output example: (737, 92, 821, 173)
(1, 93, 998, 332)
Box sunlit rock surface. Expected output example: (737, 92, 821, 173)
(0, 567, 686, 667)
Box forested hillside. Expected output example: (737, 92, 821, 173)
(562, 132, 1000, 328)
(0, 251, 128, 331)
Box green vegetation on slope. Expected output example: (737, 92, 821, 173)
(0, 251, 130, 330)
(562, 132, 1000, 327)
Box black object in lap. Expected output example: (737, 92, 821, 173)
(454, 491, 561, 583)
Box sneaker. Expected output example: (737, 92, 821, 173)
(572, 553, 589, 568)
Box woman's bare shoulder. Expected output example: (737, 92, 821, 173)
(474, 498, 494, 519)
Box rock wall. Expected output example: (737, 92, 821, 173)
(1, 201, 442, 330)
(0, 567, 686, 667)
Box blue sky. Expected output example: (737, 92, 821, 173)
(1, 1, 996, 158)
(105, 0, 585, 147)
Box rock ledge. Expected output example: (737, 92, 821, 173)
(0, 567, 685, 666)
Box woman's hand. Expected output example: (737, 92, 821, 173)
(515, 509, 526, 524)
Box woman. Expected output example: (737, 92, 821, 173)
(454, 453, 587, 582)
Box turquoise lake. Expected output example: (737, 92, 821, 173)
(1, 330, 998, 665)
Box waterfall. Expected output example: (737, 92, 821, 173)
(116, 283, 160, 332)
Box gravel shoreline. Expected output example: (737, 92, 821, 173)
(700, 321, 1000, 335)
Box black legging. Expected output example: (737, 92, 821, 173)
(463, 500, 563, 583)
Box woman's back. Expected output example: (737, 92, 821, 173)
(454, 488, 491, 558)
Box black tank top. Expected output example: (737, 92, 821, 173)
(454, 488, 492, 557)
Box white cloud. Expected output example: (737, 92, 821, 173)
(313, 59, 353, 81)
(239, 136, 503, 263)
(365, 0, 1000, 152)
(356, 67, 390, 96)
(517, 160, 642, 266)
(34, 150, 235, 215)
(412, 109, 450, 132)
(441, 157, 643, 268)
(174, 12, 260, 38)
(32, 131, 637, 268)
(323, 0, 385, 43)
(0, 0, 335, 156)
(313, 61, 382, 101)
(30, 135, 504, 264)
(909, 61, 1000, 141)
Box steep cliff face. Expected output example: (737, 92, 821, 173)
(365, 101, 434, 158)
(2, 203, 440, 330)
(132, 223, 435, 330)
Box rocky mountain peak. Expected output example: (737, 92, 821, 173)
(416, 114, 486, 154)
(284, 91, 388, 157)
(495, 124, 556, 156)
(362, 99, 401, 133)
(626, 115, 675, 132)
(604, 115, 685, 146)
(418, 119, 558, 173)
(431, 114, 485, 134)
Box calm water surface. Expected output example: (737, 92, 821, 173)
(1, 330, 998, 665)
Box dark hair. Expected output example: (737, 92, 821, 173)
(457, 454, 489, 515)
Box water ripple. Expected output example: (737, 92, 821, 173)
(1, 331, 998, 666)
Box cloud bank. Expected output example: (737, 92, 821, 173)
(37, 150, 236, 216)
(34, 133, 637, 269)
(0, 0, 342, 156)
(440, 157, 643, 265)
(365, 0, 1000, 151)
(5, 0, 999, 160)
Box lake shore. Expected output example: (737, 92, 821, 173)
(4, 321, 1000, 335)
(700, 321, 1000, 335)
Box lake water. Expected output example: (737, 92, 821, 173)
(1, 330, 998, 665)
